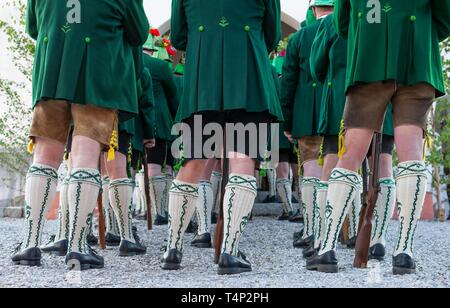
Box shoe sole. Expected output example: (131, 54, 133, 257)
(191, 243, 213, 249)
(67, 262, 104, 271)
(13, 260, 41, 267)
(217, 267, 252, 275)
(306, 264, 339, 273)
(119, 251, 147, 257)
(41, 250, 67, 257)
(161, 262, 181, 270)
(393, 267, 416, 275)
(106, 242, 120, 247)
(154, 222, 168, 226)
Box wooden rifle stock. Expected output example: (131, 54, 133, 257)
(97, 194, 106, 250)
(354, 132, 383, 268)
(143, 150, 153, 231)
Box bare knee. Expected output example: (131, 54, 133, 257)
(276, 162, 289, 179)
(70, 135, 101, 169)
(395, 125, 424, 162)
(33, 137, 65, 169)
(106, 152, 128, 180)
(177, 159, 208, 183)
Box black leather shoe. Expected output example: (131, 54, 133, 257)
(293, 228, 304, 241)
(12, 247, 42, 267)
(135, 212, 147, 221)
(154, 215, 169, 226)
(303, 245, 318, 259)
(87, 234, 98, 246)
(191, 233, 212, 248)
(393, 254, 416, 275)
(278, 211, 291, 221)
(161, 249, 182, 270)
(218, 253, 252, 275)
(369, 244, 386, 261)
(105, 232, 121, 247)
(119, 240, 147, 257)
(41, 239, 68, 257)
(347, 237, 357, 249)
(65, 251, 104, 271)
(306, 250, 339, 273)
(185, 221, 198, 234)
(211, 212, 218, 224)
(288, 209, 304, 223)
(293, 235, 314, 249)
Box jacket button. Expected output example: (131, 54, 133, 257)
(43, 37, 49, 43)
(410, 15, 417, 22)
(328, 82, 332, 87)
(358, 12, 363, 18)
(198, 26, 205, 32)
(85, 37, 92, 44)
(244, 25, 251, 32)
(312, 83, 317, 88)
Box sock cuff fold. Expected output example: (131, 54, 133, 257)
(28, 164, 58, 181)
(69, 168, 101, 187)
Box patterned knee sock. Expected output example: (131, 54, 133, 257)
(195, 181, 214, 235)
(394, 161, 427, 257)
(136, 171, 147, 214)
(166, 180, 198, 251)
(164, 175, 174, 217)
(211, 171, 222, 215)
(149, 176, 166, 217)
(276, 178, 294, 214)
(55, 176, 70, 242)
(371, 178, 396, 247)
(67, 169, 101, 254)
(348, 184, 362, 239)
(221, 174, 257, 256)
(293, 177, 301, 204)
(22, 164, 58, 250)
(109, 178, 135, 242)
(102, 176, 119, 236)
(267, 169, 277, 197)
(314, 181, 328, 249)
(301, 177, 320, 239)
(320, 169, 361, 254)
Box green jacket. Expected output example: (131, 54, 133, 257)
(171, 0, 283, 122)
(26, 0, 149, 121)
(271, 67, 290, 150)
(143, 54, 179, 141)
(311, 14, 394, 137)
(174, 74, 185, 109)
(335, 0, 450, 97)
(281, 19, 323, 139)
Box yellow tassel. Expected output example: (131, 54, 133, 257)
(423, 131, 433, 160)
(107, 130, 118, 162)
(338, 119, 347, 158)
(318, 142, 324, 167)
(27, 139, 35, 154)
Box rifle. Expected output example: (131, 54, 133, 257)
(214, 128, 229, 264)
(354, 132, 383, 268)
(142, 150, 153, 231)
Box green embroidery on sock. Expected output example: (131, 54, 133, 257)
(78, 227, 85, 253)
(331, 187, 355, 250)
(402, 176, 421, 253)
(350, 199, 358, 238)
(70, 170, 101, 186)
(28, 165, 58, 181)
(68, 183, 82, 252)
(227, 176, 257, 191)
(201, 184, 209, 232)
(372, 207, 380, 241)
(113, 186, 126, 239)
(378, 185, 393, 240)
(395, 204, 404, 251)
(34, 178, 52, 246)
(174, 196, 189, 251)
(222, 187, 236, 253)
(312, 186, 318, 237)
(302, 202, 310, 236)
(23, 204, 32, 248)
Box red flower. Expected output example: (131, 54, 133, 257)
(167, 46, 177, 56)
(150, 28, 160, 37)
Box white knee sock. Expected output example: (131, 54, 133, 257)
(149, 176, 166, 217)
(164, 175, 174, 216)
(109, 178, 135, 243)
(211, 171, 222, 214)
(315, 181, 328, 249)
(267, 168, 277, 197)
(22, 164, 58, 250)
(102, 176, 119, 236)
(394, 161, 427, 257)
(67, 169, 101, 254)
(221, 174, 257, 256)
(301, 177, 320, 239)
(320, 169, 361, 254)
(348, 186, 362, 239)
(166, 180, 198, 251)
(371, 178, 396, 247)
(293, 177, 301, 204)
(195, 181, 214, 235)
(56, 176, 70, 242)
(277, 178, 294, 214)
(136, 171, 147, 214)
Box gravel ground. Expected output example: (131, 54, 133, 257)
(0, 217, 449, 288)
